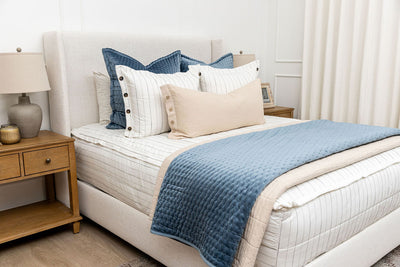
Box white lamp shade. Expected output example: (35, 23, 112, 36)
(0, 53, 51, 94)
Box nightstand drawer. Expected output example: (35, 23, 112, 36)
(0, 154, 20, 180)
(264, 106, 294, 118)
(23, 146, 69, 175)
(276, 112, 293, 118)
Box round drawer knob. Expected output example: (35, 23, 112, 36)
(45, 158, 51, 164)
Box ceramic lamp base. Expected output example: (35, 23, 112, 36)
(8, 94, 42, 138)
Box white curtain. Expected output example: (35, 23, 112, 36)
(301, 0, 400, 128)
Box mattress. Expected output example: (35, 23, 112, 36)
(72, 116, 400, 266)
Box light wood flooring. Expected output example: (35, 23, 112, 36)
(0, 218, 162, 267)
(2, 216, 399, 267)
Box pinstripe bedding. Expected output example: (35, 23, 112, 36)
(72, 117, 400, 266)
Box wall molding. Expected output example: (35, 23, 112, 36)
(273, 74, 302, 103)
(58, 0, 83, 31)
(275, 59, 302, 63)
(80, 0, 85, 31)
(274, 0, 303, 63)
(58, 0, 64, 31)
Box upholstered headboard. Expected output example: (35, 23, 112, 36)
(43, 31, 225, 136)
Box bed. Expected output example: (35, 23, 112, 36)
(43, 31, 400, 267)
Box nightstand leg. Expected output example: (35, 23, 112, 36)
(45, 174, 55, 202)
(67, 143, 81, 233)
(72, 222, 80, 234)
(67, 168, 80, 216)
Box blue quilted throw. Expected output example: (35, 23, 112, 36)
(151, 120, 400, 267)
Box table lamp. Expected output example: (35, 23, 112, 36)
(0, 48, 51, 138)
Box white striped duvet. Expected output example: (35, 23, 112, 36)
(72, 117, 400, 266)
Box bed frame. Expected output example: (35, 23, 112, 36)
(43, 31, 400, 266)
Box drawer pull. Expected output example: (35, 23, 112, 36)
(45, 158, 51, 164)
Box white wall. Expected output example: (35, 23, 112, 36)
(0, 0, 59, 211)
(263, 0, 305, 118)
(0, 0, 305, 210)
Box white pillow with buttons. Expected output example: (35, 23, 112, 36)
(116, 65, 200, 138)
(189, 60, 260, 95)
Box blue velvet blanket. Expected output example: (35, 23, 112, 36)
(151, 120, 400, 267)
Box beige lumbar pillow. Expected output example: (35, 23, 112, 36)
(161, 79, 265, 139)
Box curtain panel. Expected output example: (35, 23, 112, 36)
(301, 0, 400, 128)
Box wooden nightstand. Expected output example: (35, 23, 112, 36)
(264, 106, 294, 118)
(0, 131, 82, 244)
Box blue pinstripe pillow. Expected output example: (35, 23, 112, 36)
(180, 53, 233, 72)
(102, 48, 182, 129)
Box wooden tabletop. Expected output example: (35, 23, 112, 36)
(264, 106, 294, 113)
(0, 131, 74, 153)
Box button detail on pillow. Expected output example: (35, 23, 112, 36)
(102, 48, 182, 129)
(115, 65, 200, 138)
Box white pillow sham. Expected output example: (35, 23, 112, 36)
(189, 60, 260, 94)
(93, 72, 112, 125)
(115, 65, 199, 138)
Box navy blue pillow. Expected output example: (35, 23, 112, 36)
(180, 53, 234, 72)
(102, 48, 182, 129)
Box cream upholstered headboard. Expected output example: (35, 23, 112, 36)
(43, 31, 225, 136)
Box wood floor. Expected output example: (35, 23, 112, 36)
(1, 216, 399, 267)
(0, 218, 162, 267)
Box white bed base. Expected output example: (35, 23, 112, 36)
(43, 31, 400, 266)
(78, 178, 400, 267)
(78, 180, 207, 267)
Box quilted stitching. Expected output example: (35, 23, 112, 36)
(180, 53, 233, 72)
(102, 48, 182, 129)
(151, 120, 400, 267)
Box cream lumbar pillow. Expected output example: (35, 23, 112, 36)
(93, 72, 112, 125)
(115, 65, 200, 138)
(189, 60, 260, 94)
(161, 78, 265, 139)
